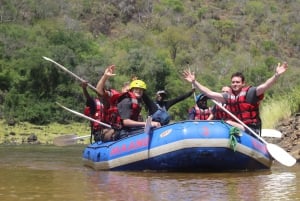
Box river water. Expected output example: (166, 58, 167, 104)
(0, 145, 299, 201)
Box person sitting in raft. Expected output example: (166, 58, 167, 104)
(142, 88, 195, 125)
(95, 64, 130, 142)
(81, 80, 105, 143)
(116, 79, 161, 139)
(188, 93, 212, 120)
(207, 86, 232, 121)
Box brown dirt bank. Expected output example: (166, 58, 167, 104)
(269, 113, 300, 161)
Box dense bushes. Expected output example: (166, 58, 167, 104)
(1, 0, 300, 125)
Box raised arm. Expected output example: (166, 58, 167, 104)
(182, 69, 225, 103)
(165, 88, 195, 110)
(256, 62, 288, 96)
(96, 65, 116, 96)
(81, 80, 92, 100)
(142, 93, 158, 115)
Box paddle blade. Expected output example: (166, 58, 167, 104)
(261, 129, 282, 138)
(53, 134, 79, 146)
(266, 143, 296, 167)
(144, 116, 152, 135)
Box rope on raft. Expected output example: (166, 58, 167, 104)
(229, 127, 242, 151)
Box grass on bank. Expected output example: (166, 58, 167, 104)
(261, 88, 300, 128)
(0, 120, 91, 145)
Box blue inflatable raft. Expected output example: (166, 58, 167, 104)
(82, 120, 273, 171)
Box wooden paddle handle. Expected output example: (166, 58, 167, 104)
(43, 56, 98, 92)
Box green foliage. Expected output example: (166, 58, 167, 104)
(288, 23, 300, 47)
(1, 0, 300, 126)
(245, 1, 266, 24)
(197, 7, 208, 20)
(161, 0, 184, 13)
(261, 87, 300, 128)
(261, 41, 277, 52)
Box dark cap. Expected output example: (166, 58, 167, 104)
(156, 90, 167, 95)
(196, 93, 208, 102)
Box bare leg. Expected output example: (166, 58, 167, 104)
(225, 120, 245, 131)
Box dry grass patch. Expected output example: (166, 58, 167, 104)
(0, 120, 91, 144)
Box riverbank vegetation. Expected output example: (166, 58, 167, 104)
(1, 1, 300, 142)
(261, 87, 300, 128)
(0, 119, 91, 144)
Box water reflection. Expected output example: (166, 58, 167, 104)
(260, 171, 297, 200)
(0, 145, 299, 201)
(83, 168, 298, 201)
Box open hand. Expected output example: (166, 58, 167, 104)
(105, 65, 116, 77)
(276, 62, 288, 75)
(182, 69, 195, 83)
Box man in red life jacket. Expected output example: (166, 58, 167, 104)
(81, 81, 105, 142)
(116, 80, 161, 139)
(182, 62, 288, 136)
(207, 86, 231, 120)
(188, 93, 212, 120)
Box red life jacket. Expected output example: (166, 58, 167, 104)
(118, 91, 142, 121)
(105, 89, 123, 129)
(105, 90, 142, 129)
(108, 89, 121, 106)
(84, 99, 105, 131)
(194, 106, 211, 120)
(226, 86, 263, 125)
(213, 104, 229, 120)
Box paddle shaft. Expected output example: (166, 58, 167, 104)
(56, 102, 111, 128)
(53, 134, 91, 146)
(43, 56, 98, 92)
(75, 135, 91, 140)
(192, 83, 197, 102)
(144, 116, 152, 134)
(211, 100, 267, 144)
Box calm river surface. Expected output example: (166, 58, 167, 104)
(0, 145, 299, 201)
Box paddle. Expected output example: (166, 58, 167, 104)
(144, 116, 153, 135)
(56, 102, 112, 128)
(54, 103, 112, 146)
(53, 134, 90, 146)
(211, 99, 296, 167)
(261, 129, 282, 138)
(42, 56, 98, 93)
(56, 102, 153, 139)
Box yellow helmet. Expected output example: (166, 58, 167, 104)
(129, 80, 147, 90)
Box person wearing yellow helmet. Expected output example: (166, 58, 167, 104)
(129, 80, 147, 90)
(116, 79, 161, 139)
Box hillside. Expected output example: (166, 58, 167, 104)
(0, 0, 300, 124)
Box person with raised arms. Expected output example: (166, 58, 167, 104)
(96, 65, 161, 140)
(182, 62, 288, 136)
(95, 65, 130, 141)
(142, 88, 195, 125)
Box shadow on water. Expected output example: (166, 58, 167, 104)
(0, 145, 299, 201)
